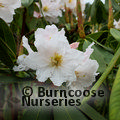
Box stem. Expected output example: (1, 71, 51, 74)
(98, 24, 101, 32)
(17, 7, 26, 57)
(25, 29, 35, 37)
(92, 25, 94, 33)
(21, 8, 26, 39)
(70, 11, 74, 28)
(77, 0, 85, 38)
(108, 0, 113, 29)
(65, 5, 69, 23)
(82, 46, 120, 104)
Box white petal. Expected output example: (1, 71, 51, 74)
(63, 49, 84, 66)
(0, 8, 13, 23)
(50, 68, 65, 86)
(22, 36, 33, 54)
(13, 64, 29, 71)
(45, 24, 58, 32)
(51, 65, 76, 86)
(74, 59, 99, 87)
(34, 25, 70, 51)
(17, 54, 27, 64)
(1, 0, 19, 5)
(13, 54, 29, 71)
(24, 52, 50, 70)
(0, 0, 21, 23)
(84, 42, 95, 61)
(36, 67, 54, 82)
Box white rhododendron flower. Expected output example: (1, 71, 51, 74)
(34, 25, 70, 50)
(64, 0, 85, 15)
(13, 25, 99, 87)
(71, 59, 99, 89)
(65, 0, 76, 10)
(0, 0, 21, 23)
(48, 0, 65, 10)
(34, 0, 62, 23)
(114, 19, 120, 29)
(13, 25, 81, 86)
(70, 43, 99, 90)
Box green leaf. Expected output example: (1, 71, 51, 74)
(90, 0, 107, 24)
(86, 31, 104, 40)
(109, 67, 120, 120)
(21, 0, 34, 7)
(3, 103, 13, 120)
(86, 31, 114, 53)
(0, 74, 19, 83)
(0, 37, 15, 68)
(79, 103, 107, 120)
(105, 34, 119, 52)
(54, 106, 88, 120)
(26, 15, 38, 31)
(0, 18, 16, 56)
(21, 107, 51, 120)
(0, 18, 17, 68)
(83, 41, 113, 73)
(84, 3, 91, 21)
(111, 0, 120, 11)
(87, 36, 114, 54)
(82, 47, 120, 103)
(105, 0, 109, 12)
(110, 28, 120, 42)
(0, 73, 35, 83)
(10, 8, 24, 32)
(90, 0, 97, 24)
(65, 23, 71, 31)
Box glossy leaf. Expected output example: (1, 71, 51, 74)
(21, 107, 51, 120)
(0, 18, 17, 68)
(86, 31, 114, 53)
(0, 18, 16, 56)
(21, 0, 34, 7)
(90, 0, 107, 24)
(0, 37, 15, 68)
(83, 41, 113, 73)
(54, 106, 88, 120)
(79, 103, 107, 120)
(110, 28, 120, 42)
(109, 67, 120, 120)
(111, 0, 120, 11)
(82, 47, 120, 103)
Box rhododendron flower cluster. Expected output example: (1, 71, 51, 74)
(13, 25, 99, 89)
(0, 0, 21, 23)
(33, 0, 85, 23)
(34, 0, 62, 23)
